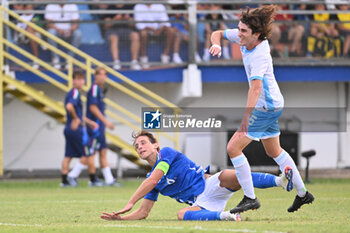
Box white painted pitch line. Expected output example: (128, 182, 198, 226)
(0, 223, 42, 227)
(2, 199, 127, 204)
(103, 224, 287, 233)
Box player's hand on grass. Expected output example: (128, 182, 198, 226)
(100, 212, 122, 221)
(114, 202, 134, 215)
(209, 44, 222, 58)
(71, 118, 81, 130)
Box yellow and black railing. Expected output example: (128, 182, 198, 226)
(0, 6, 180, 175)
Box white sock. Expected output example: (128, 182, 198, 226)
(274, 150, 307, 197)
(231, 154, 256, 199)
(102, 166, 114, 184)
(68, 162, 87, 178)
(275, 176, 282, 187)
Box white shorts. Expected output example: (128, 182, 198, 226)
(193, 172, 234, 212)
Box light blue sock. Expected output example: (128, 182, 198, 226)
(251, 172, 277, 188)
(183, 209, 221, 221)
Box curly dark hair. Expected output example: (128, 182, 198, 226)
(240, 5, 277, 40)
(132, 130, 160, 152)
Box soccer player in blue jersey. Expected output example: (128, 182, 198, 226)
(209, 5, 314, 213)
(61, 70, 100, 187)
(101, 131, 293, 221)
(85, 67, 120, 186)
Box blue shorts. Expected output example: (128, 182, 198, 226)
(87, 126, 107, 152)
(64, 127, 90, 157)
(246, 109, 283, 141)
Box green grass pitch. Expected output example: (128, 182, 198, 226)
(0, 178, 349, 233)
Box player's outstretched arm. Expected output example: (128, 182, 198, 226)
(126, 169, 164, 210)
(209, 30, 225, 57)
(101, 169, 164, 221)
(101, 199, 155, 220)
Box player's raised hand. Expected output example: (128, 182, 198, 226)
(100, 212, 122, 221)
(209, 44, 222, 58)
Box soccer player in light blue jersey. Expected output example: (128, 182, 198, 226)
(209, 5, 314, 213)
(101, 131, 293, 221)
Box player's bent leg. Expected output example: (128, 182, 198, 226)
(177, 206, 201, 220)
(227, 134, 259, 213)
(218, 170, 241, 191)
(262, 136, 314, 211)
(219, 169, 291, 191)
(179, 206, 241, 221)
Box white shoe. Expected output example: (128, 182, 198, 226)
(140, 56, 150, 69)
(161, 54, 170, 64)
(52, 57, 60, 69)
(220, 211, 242, 221)
(130, 60, 141, 70)
(279, 166, 294, 192)
(195, 53, 202, 63)
(203, 53, 210, 62)
(32, 62, 39, 69)
(113, 60, 121, 70)
(173, 53, 183, 64)
(223, 51, 231, 60)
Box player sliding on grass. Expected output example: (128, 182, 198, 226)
(209, 5, 314, 214)
(101, 130, 293, 221)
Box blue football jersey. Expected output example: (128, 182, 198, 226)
(65, 88, 83, 129)
(86, 83, 105, 130)
(144, 147, 206, 205)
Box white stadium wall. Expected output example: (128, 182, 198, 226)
(3, 82, 350, 172)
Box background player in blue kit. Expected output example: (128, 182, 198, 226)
(86, 67, 120, 186)
(209, 5, 314, 213)
(101, 131, 293, 221)
(61, 70, 100, 187)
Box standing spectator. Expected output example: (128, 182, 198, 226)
(134, 3, 176, 68)
(98, 4, 141, 70)
(203, 4, 230, 62)
(62, 70, 102, 187)
(86, 67, 121, 186)
(335, 4, 350, 57)
(12, 4, 40, 69)
(45, 3, 82, 69)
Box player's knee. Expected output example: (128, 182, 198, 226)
(227, 142, 239, 157)
(177, 209, 186, 220)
